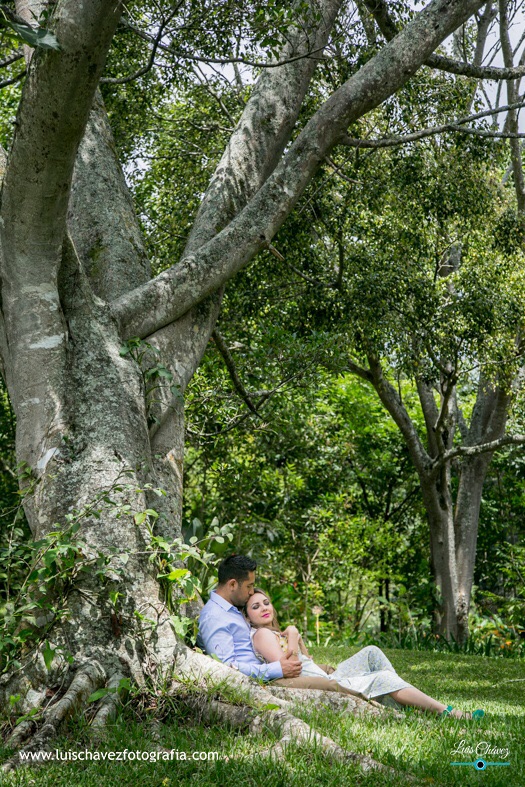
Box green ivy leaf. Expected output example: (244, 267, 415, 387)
(7, 21, 60, 50)
(165, 568, 189, 582)
(118, 677, 131, 692)
(87, 687, 116, 703)
(42, 640, 56, 671)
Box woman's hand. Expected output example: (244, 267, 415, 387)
(282, 625, 299, 637)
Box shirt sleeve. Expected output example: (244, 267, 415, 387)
(199, 612, 283, 681)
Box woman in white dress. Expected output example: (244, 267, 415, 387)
(244, 590, 483, 719)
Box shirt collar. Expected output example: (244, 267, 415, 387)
(210, 590, 243, 614)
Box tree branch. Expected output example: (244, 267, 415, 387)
(386, 485, 420, 523)
(339, 100, 525, 149)
(325, 156, 362, 185)
(119, 17, 332, 71)
(346, 358, 374, 383)
(101, 3, 181, 85)
(212, 328, 262, 417)
(0, 69, 26, 88)
(0, 49, 24, 68)
(112, 0, 487, 340)
(362, 0, 525, 80)
(366, 355, 430, 476)
(2, 0, 124, 270)
(434, 433, 525, 468)
(68, 90, 151, 301)
(499, 0, 525, 213)
(415, 379, 440, 457)
(0, 0, 124, 455)
(0, 3, 31, 26)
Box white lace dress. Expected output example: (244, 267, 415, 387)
(250, 628, 413, 700)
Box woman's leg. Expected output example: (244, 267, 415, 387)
(332, 645, 397, 677)
(389, 687, 470, 718)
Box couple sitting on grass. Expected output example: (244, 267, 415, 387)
(197, 555, 484, 720)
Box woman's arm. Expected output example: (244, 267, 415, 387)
(252, 628, 285, 663)
(282, 625, 300, 656)
(283, 626, 309, 657)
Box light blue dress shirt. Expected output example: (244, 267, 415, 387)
(197, 591, 283, 681)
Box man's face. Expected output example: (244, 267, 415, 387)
(230, 570, 256, 607)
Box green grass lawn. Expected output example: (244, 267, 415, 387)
(1, 646, 523, 786)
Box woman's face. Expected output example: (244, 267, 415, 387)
(246, 592, 274, 628)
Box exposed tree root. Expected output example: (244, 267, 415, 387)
(2, 660, 108, 772)
(91, 671, 126, 730)
(1, 646, 404, 775)
(172, 650, 289, 707)
(250, 708, 386, 772)
(173, 651, 390, 770)
(184, 690, 387, 771)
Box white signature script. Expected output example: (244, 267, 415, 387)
(451, 740, 510, 760)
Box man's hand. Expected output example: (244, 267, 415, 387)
(280, 651, 302, 678)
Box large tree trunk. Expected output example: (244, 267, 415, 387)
(420, 448, 504, 644)
(452, 383, 510, 641)
(453, 454, 493, 641)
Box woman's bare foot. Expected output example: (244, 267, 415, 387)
(444, 706, 484, 720)
(449, 708, 470, 719)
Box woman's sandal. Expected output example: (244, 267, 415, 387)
(441, 705, 485, 720)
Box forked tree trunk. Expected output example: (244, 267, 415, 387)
(420, 472, 459, 639)
(364, 358, 511, 644)
(12, 240, 180, 674)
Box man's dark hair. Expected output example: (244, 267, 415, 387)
(218, 554, 257, 585)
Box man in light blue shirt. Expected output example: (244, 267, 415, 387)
(197, 555, 302, 682)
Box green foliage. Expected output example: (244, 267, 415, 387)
(0, 484, 132, 674)
(125, 80, 242, 271)
(0, 7, 59, 51)
(185, 370, 430, 635)
(0, 471, 232, 673)
(144, 512, 234, 640)
(3, 21, 59, 51)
